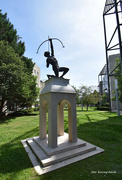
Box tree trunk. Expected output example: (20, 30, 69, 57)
(0, 97, 6, 117)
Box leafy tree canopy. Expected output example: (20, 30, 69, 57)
(0, 9, 25, 56)
(0, 10, 39, 117)
(115, 58, 122, 102)
(21, 56, 35, 74)
(72, 86, 81, 104)
(79, 85, 101, 110)
(0, 9, 35, 73)
(0, 41, 39, 116)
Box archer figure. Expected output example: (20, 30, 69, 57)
(44, 39, 69, 79)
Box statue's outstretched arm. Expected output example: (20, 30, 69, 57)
(49, 39, 54, 56)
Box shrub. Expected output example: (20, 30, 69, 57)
(34, 107, 39, 111)
(97, 106, 110, 111)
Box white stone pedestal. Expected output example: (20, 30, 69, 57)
(21, 77, 104, 175)
(39, 77, 77, 148)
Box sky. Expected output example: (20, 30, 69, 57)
(1, 0, 110, 88)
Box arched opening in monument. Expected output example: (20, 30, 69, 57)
(57, 99, 72, 144)
(63, 102, 68, 133)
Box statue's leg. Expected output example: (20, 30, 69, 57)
(59, 67, 69, 77)
(47, 68, 59, 79)
(47, 74, 55, 79)
(54, 67, 59, 77)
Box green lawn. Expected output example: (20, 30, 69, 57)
(0, 108, 122, 180)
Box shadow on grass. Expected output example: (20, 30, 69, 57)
(76, 107, 97, 112)
(0, 116, 15, 124)
(65, 111, 122, 144)
(85, 114, 92, 123)
(0, 111, 122, 177)
(0, 112, 38, 124)
(77, 110, 89, 112)
(60, 114, 122, 179)
(77, 115, 122, 143)
(0, 127, 39, 174)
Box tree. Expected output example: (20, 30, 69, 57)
(72, 86, 81, 104)
(80, 85, 92, 111)
(79, 85, 100, 111)
(0, 40, 39, 116)
(0, 10, 35, 71)
(0, 10, 39, 117)
(101, 92, 109, 106)
(91, 90, 101, 105)
(0, 10, 25, 56)
(19, 75, 40, 108)
(114, 58, 122, 102)
(21, 56, 35, 74)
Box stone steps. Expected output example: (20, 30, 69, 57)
(26, 134, 97, 167)
(21, 134, 104, 175)
(33, 133, 86, 156)
(41, 145, 96, 167)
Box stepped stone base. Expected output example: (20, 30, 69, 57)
(21, 133, 104, 175)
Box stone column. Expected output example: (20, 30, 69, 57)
(57, 101, 64, 136)
(39, 99, 47, 139)
(68, 96, 77, 143)
(48, 99, 57, 148)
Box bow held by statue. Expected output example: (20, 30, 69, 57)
(36, 38, 65, 54)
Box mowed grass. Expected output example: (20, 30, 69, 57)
(0, 108, 122, 180)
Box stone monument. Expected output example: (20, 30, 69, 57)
(39, 77, 77, 148)
(21, 38, 104, 175)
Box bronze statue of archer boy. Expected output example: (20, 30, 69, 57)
(44, 39, 69, 79)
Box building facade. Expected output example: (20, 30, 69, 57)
(33, 64, 41, 88)
(32, 64, 41, 107)
(98, 54, 122, 112)
(108, 54, 122, 111)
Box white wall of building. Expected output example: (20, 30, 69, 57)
(33, 64, 41, 88)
